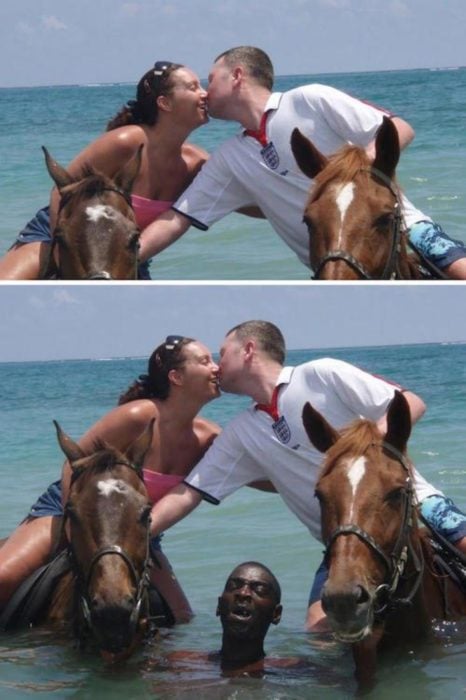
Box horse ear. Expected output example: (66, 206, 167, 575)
(372, 116, 400, 179)
(291, 128, 328, 179)
(126, 418, 155, 471)
(114, 144, 144, 194)
(302, 402, 339, 453)
(384, 391, 411, 453)
(53, 420, 86, 465)
(42, 147, 74, 190)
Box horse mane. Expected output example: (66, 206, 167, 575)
(71, 440, 130, 476)
(59, 164, 115, 207)
(320, 419, 384, 477)
(310, 145, 371, 203)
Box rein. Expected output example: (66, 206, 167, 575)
(312, 167, 404, 280)
(323, 441, 424, 616)
(65, 460, 151, 642)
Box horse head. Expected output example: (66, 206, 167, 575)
(54, 418, 154, 659)
(41, 146, 143, 280)
(291, 117, 416, 279)
(302, 391, 419, 645)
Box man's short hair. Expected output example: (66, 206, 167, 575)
(226, 320, 285, 365)
(226, 561, 281, 603)
(214, 46, 274, 91)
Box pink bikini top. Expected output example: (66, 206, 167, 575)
(143, 469, 185, 504)
(131, 194, 174, 230)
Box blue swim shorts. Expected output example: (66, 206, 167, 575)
(419, 494, 466, 543)
(308, 493, 466, 605)
(28, 479, 63, 518)
(13, 205, 151, 280)
(408, 220, 466, 269)
(15, 206, 52, 246)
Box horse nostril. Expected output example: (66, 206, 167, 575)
(355, 585, 370, 605)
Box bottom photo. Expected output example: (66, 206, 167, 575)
(0, 284, 465, 699)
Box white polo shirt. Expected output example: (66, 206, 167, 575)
(174, 84, 428, 268)
(185, 358, 441, 540)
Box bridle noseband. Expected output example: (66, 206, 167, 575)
(66, 460, 151, 642)
(323, 441, 424, 616)
(311, 167, 404, 281)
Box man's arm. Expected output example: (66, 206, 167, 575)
(376, 390, 426, 435)
(138, 209, 192, 262)
(149, 483, 202, 536)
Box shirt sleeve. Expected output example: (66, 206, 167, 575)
(184, 418, 266, 504)
(309, 358, 401, 421)
(172, 144, 253, 229)
(301, 84, 390, 148)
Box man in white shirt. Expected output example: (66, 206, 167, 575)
(139, 47, 466, 279)
(147, 320, 466, 630)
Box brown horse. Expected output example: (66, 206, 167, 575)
(302, 391, 466, 689)
(291, 117, 440, 280)
(43, 419, 155, 660)
(41, 146, 142, 280)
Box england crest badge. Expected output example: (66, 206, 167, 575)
(261, 141, 280, 170)
(272, 415, 291, 444)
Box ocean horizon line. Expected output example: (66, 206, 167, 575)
(1, 64, 465, 91)
(1, 339, 464, 365)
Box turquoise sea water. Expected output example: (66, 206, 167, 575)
(1, 342, 466, 698)
(1, 68, 465, 279)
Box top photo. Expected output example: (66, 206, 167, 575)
(0, 3, 465, 281)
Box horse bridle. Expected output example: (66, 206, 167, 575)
(52, 186, 140, 281)
(311, 167, 404, 280)
(322, 441, 424, 616)
(65, 459, 152, 641)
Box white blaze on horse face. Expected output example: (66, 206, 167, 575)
(85, 204, 120, 223)
(345, 456, 367, 519)
(97, 478, 129, 497)
(333, 182, 355, 248)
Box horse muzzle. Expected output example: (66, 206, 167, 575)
(322, 581, 375, 641)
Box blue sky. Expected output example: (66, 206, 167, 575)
(0, 284, 465, 362)
(1, 1, 465, 87)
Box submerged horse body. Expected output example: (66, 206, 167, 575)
(302, 391, 466, 688)
(291, 117, 434, 280)
(41, 146, 142, 280)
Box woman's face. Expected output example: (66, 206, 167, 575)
(174, 341, 220, 403)
(165, 68, 208, 129)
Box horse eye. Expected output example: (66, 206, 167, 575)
(303, 215, 314, 231)
(385, 487, 403, 504)
(375, 213, 393, 230)
(139, 504, 152, 525)
(128, 232, 141, 252)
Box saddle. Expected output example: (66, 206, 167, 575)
(420, 514, 466, 594)
(0, 549, 174, 631)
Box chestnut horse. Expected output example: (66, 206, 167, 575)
(291, 117, 443, 280)
(42, 419, 155, 660)
(302, 391, 466, 689)
(41, 146, 142, 280)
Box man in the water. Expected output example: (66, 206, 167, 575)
(168, 561, 282, 674)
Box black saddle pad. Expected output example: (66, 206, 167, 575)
(0, 549, 73, 631)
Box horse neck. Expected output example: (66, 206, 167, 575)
(44, 570, 75, 624)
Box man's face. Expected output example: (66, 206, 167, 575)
(217, 564, 282, 640)
(207, 57, 235, 120)
(218, 332, 245, 394)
